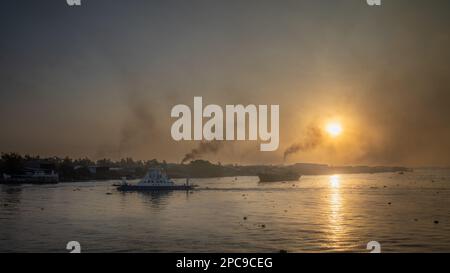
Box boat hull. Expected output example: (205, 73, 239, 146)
(117, 184, 194, 191)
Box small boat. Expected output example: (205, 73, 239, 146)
(258, 172, 301, 182)
(117, 168, 194, 191)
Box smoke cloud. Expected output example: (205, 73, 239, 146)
(94, 88, 161, 159)
(182, 141, 223, 164)
(118, 95, 156, 155)
(284, 125, 324, 161)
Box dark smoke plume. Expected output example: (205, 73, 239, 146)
(284, 125, 323, 160)
(95, 90, 160, 159)
(118, 97, 156, 154)
(182, 141, 223, 164)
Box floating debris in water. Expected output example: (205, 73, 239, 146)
(414, 219, 418, 222)
(434, 220, 440, 224)
(106, 192, 112, 195)
(279, 249, 288, 253)
(243, 217, 247, 220)
(388, 202, 392, 205)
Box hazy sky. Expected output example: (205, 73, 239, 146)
(1, 0, 449, 167)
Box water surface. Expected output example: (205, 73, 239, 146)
(1, 169, 449, 252)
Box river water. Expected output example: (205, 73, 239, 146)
(1, 169, 449, 253)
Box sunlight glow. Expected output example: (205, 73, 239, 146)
(326, 122, 343, 137)
(330, 175, 340, 188)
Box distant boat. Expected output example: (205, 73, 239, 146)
(258, 172, 301, 182)
(1, 169, 59, 184)
(117, 168, 194, 191)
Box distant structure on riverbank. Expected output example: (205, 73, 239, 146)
(1, 159, 59, 184)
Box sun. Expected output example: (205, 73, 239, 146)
(326, 122, 343, 137)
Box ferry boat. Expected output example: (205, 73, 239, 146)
(117, 168, 194, 191)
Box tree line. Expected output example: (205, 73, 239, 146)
(0, 153, 166, 181)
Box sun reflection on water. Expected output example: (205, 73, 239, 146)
(330, 175, 340, 188)
(326, 175, 344, 250)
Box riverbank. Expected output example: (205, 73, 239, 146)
(1, 153, 411, 183)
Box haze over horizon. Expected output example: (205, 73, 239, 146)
(1, 0, 450, 167)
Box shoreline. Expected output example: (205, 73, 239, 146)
(0, 169, 414, 185)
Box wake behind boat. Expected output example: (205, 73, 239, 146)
(117, 168, 194, 191)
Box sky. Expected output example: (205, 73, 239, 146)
(1, 0, 449, 167)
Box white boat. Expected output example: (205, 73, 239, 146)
(116, 168, 193, 191)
